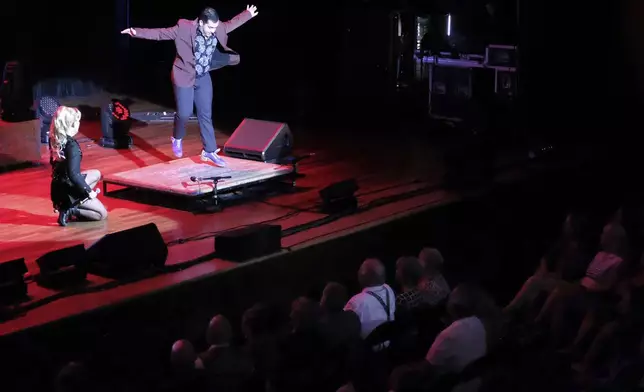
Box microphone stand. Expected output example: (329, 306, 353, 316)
(192, 176, 229, 213)
(211, 177, 222, 209)
(283, 153, 315, 186)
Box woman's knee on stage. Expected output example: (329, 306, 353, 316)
(82, 169, 102, 184)
(80, 198, 108, 221)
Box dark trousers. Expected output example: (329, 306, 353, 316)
(173, 50, 239, 153)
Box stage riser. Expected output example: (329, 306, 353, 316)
(103, 155, 294, 199)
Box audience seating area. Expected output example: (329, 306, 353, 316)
(44, 202, 644, 392)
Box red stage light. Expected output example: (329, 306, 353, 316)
(112, 100, 130, 121)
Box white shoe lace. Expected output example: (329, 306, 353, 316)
(202, 148, 221, 156)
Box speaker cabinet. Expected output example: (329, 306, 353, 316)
(0, 120, 41, 170)
(86, 223, 168, 278)
(215, 224, 282, 262)
(223, 118, 293, 163)
(0, 258, 28, 303)
(36, 244, 87, 288)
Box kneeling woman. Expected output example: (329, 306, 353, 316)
(49, 106, 108, 226)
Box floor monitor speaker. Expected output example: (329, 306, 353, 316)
(86, 223, 168, 278)
(215, 224, 282, 262)
(223, 118, 292, 163)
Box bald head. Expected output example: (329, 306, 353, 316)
(170, 339, 196, 369)
(358, 258, 386, 288)
(206, 314, 232, 346)
(321, 282, 348, 312)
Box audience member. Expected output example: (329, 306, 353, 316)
(272, 297, 329, 392)
(55, 361, 90, 392)
(418, 248, 451, 306)
(504, 212, 592, 316)
(537, 222, 628, 349)
(395, 256, 431, 311)
(170, 339, 201, 372)
(198, 314, 254, 391)
(425, 284, 488, 374)
(166, 340, 207, 391)
(320, 282, 361, 349)
(241, 303, 282, 387)
(344, 258, 396, 339)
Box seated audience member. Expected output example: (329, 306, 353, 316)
(320, 282, 361, 349)
(539, 222, 627, 316)
(171, 339, 202, 372)
(166, 340, 208, 391)
(241, 303, 283, 386)
(537, 222, 628, 348)
(395, 256, 431, 312)
(55, 361, 91, 392)
(271, 297, 329, 392)
(574, 251, 644, 380)
(198, 315, 253, 391)
(504, 212, 592, 315)
(426, 284, 488, 374)
(418, 248, 451, 306)
(344, 258, 396, 339)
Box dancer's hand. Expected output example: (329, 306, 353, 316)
(247, 5, 258, 17)
(121, 28, 137, 36)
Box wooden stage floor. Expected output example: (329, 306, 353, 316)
(0, 105, 455, 335)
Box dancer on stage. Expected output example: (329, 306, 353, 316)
(121, 5, 259, 167)
(50, 106, 108, 226)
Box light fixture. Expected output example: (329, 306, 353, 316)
(100, 99, 132, 149)
(37, 96, 61, 144)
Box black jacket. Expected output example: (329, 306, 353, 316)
(50, 137, 92, 210)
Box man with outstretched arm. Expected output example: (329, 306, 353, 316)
(121, 5, 259, 167)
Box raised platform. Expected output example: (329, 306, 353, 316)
(103, 155, 295, 197)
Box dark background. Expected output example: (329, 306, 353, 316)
(0, 0, 640, 137)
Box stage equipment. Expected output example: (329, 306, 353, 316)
(425, 56, 483, 120)
(35, 244, 88, 288)
(86, 223, 168, 278)
(485, 45, 517, 67)
(102, 156, 295, 209)
(0, 258, 28, 304)
(215, 224, 282, 262)
(100, 99, 133, 149)
(130, 111, 198, 124)
(486, 45, 518, 98)
(37, 96, 61, 144)
(319, 179, 359, 214)
(0, 120, 41, 170)
(224, 118, 293, 163)
(0, 61, 33, 122)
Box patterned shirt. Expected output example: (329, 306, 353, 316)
(194, 27, 217, 77)
(418, 273, 451, 306)
(396, 288, 426, 311)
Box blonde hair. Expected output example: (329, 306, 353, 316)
(49, 106, 81, 161)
